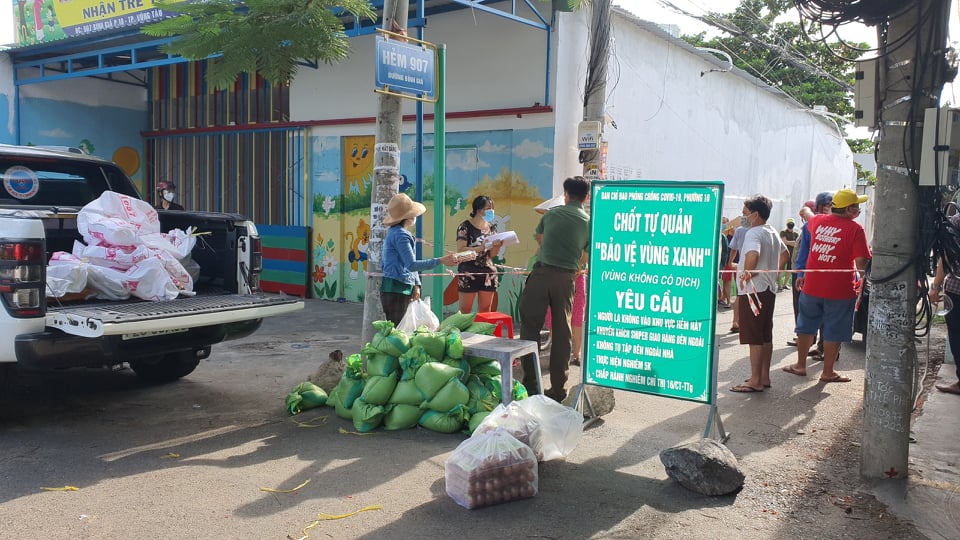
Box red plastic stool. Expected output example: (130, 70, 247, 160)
(474, 312, 514, 339)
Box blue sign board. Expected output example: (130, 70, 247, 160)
(375, 36, 436, 100)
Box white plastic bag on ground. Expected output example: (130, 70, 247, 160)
(398, 297, 440, 334)
(445, 429, 538, 509)
(77, 192, 159, 247)
(473, 401, 544, 460)
(514, 395, 583, 461)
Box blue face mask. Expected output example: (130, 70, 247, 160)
(483, 209, 495, 222)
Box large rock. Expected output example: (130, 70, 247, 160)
(562, 384, 615, 416)
(659, 438, 744, 496)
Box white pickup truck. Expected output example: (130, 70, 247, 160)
(0, 145, 304, 382)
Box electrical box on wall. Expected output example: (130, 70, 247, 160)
(854, 59, 877, 129)
(919, 106, 960, 187)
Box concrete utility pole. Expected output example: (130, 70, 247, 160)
(362, 0, 409, 345)
(862, 0, 950, 480)
(580, 0, 611, 180)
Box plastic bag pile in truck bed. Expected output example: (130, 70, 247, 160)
(46, 192, 199, 302)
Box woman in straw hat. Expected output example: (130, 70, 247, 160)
(381, 193, 458, 326)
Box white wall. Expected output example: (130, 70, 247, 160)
(290, 5, 556, 137)
(580, 9, 856, 228)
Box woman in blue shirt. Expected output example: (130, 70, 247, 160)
(381, 193, 457, 326)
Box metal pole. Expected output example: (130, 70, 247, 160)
(431, 45, 447, 320)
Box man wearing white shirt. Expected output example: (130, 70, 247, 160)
(730, 195, 789, 393)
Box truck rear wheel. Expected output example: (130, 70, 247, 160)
(130, 351, 201, 383)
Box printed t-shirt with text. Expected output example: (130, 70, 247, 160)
(801, 214, 871, 300)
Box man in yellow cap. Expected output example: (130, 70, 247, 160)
(783, 188, 871, 383)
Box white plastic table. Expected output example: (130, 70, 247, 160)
(460, 332, 543, 405)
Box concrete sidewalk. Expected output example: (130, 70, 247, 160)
(875, 355, 960, 540)
(307, 295, 960, 538)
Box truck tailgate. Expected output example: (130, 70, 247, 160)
(46, 294, 304, 338)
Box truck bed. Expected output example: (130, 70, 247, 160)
(46, 293, 302, 338)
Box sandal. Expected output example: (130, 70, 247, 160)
(570, 356, 580, 366)
(782, 365, 806, 377)
(728, 326, 739, 334)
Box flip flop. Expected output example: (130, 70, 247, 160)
(782, 365, 806, 377)
(819, 374, 852, 383)
(728, 326, 739, 334)
(935, 384, 960, 395)
(745, 379, 772, 388)
(730, 384, 763, 393)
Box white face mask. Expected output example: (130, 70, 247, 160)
(163, 191, 175, 202)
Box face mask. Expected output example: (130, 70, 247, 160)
(163, 191, 175, 202)
(787, 224, 794, 230)
(483, 209, 495, 222)
(741, 214, 752, 229)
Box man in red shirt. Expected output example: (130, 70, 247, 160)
(783, 189, 871, 383)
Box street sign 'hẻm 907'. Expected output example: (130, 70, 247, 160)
(375, 35, 437, 101)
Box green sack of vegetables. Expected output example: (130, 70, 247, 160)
(399, 345, 430, 380)
(439, 312, 476, 332)
(360, 374, 399, 405)
(334, 398, 353, 420)
(479, 374, 503, 402)
(421, 377, 470, 412)
(466, 411, 491, 434)
(464, 321, 497, 335)
(388, 379, 425, 406)
(383, 404, 421, 430)
(467, 354, 498, 368)
(470, 359, 501, 377)
(285, 381, 328, 415)
(366, 354, 399, 378)
(512, 379, 529, 401)
(328, 356, 365, 410)
(411, 330, 446, 361)
(415, 361, 462, 398)
(352, 398, 385, 432)
(419, 404, 468, 433)
(442, 357, 471, 384)
(371, 320, 411, 356)
(466, 375, 499, 415)
(445, 329, 464, 359)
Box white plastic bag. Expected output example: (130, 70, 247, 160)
(46, 252, 89, 297)
(473, 401, 544, 459)
(514, 395, 583, 461)
(445, 428, 538, 509)
(398, 297, 440, 334)
(77, 192, 159, 247)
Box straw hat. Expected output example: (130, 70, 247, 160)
(383, 193, 426, 226)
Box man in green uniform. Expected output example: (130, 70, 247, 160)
(518, 176, 591, 402)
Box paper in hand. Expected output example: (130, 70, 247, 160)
(483, 231, 520, 256)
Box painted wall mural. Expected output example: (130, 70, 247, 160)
(310, 127, 556, 319)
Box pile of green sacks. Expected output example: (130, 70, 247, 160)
(318, 312, 528, 433)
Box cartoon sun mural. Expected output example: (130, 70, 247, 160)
(345, 141, 373, 195)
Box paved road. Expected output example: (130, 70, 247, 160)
(0, 295, 946, 539)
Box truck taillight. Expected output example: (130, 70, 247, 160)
(0, 239, 46, 318)
(250, 236, 262, 291)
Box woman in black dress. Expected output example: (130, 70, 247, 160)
(455, 195, 503, 314)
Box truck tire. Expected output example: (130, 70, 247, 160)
(130, 351, 200, 383)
